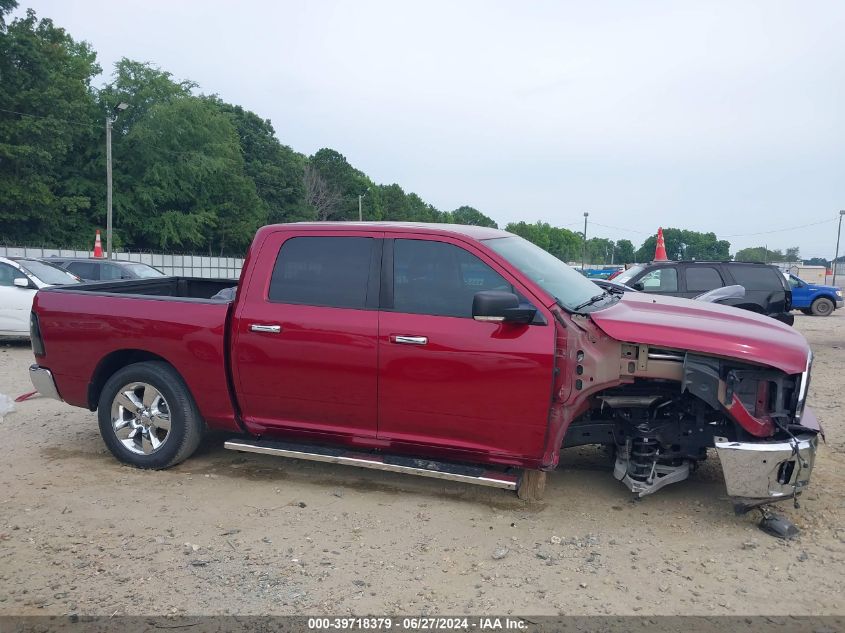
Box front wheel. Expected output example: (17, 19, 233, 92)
(97, 361, 204, 469)
(811, 297, 834, 316)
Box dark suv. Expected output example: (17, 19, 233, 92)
(44, 258, 165, 281)
(613, 261, 793, 324)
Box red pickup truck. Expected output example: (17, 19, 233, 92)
(29, 223, 819, 511)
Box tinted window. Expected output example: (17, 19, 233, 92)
(685, 266, 723, 292)
(0, 263, 20, 287)
(66, 261, 99, 280)
(728, 265, 782, 291)
(269, 236, 374, 309)
(101, 264, 124, 280)
(637, 267, 678, 292)
(394, 239, 512, 317)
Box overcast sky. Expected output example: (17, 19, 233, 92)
(19, 1, 845, 257)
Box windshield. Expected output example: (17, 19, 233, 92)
(484, 235, 612, 311)
(124, 263, 166, 278)
(613, 264, 646, 285)
(16, 259, 80, 285)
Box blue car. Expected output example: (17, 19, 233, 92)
(786, 273, 843, 316)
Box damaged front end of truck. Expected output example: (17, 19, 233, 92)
(554, 294, 821, 519)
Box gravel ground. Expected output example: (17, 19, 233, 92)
(0, 313, 843, 617)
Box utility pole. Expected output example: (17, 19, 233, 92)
(358, 187, 370, 222)
(582, 212, 589, 271)
(833, 210, 845, 286)
(105, 102, 129, 259)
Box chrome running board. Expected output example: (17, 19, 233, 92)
(223, 439, 518, 490)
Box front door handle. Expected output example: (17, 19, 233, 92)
(250, 324, 282, 334)
(392, 335, 428, 345)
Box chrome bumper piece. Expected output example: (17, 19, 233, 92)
(715, 433, 817, 499)
(29, 365, 61, 401)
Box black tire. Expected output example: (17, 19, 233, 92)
(810, 297, 834, 316)
(800, 308, 813, 315)
(97, 361, 204, 469)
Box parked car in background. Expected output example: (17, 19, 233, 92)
(613, 261, 794, 325)
(0, 257, 79, 337)
(785, 273, 843, 316)
(45, 257, 166, 281)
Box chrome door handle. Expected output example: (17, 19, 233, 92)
(250, 324, 281, 333)
(393, 335, 428, 345)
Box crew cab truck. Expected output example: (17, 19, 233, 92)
(29, 223, 819, 512)
(786, 273, 843, 316)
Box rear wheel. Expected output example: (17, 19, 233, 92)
(97, 361, 204, 469)
(811, 297, 834, 316)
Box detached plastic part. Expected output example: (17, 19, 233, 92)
(0, 393, 14, 420)
(759, 512, 800, 540)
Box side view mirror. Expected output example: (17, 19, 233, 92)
(13, 277, 32, 289)
(472, 291, 536, 324)
(631, 282, 644, 291)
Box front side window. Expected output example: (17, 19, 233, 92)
(685, 266, 723, 292)
(393, 239, 512, 317)
(269, 236, 374, 309)
(638, 267, 678, 292)
(0, 263, 20, 287)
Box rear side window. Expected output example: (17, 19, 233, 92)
(101, 264, 124, 280)
(269, 236, 374, 309)
(685, 266, 723, 292)
(728, 265, 782, 291)
(393, 239, 512, 317)
(66, 261, 99, 280)
(637, 267, 678, 292)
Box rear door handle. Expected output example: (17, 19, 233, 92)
(392, 335, 428, 345)
(250, 324, 282, 334)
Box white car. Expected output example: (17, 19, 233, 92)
(0, 256, 80, 337)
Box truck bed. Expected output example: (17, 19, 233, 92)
(33, 278, 240, 431)
(46, 276, 237, 301)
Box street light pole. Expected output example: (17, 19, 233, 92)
(582, 212, 589, 271)
(106, 117, 113, 259)
(833, 210, 845, 286)
(105, 102, 129, 259)
(358, 194, 363, 222)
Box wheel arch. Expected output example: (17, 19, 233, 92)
(88, 349, 177, 410)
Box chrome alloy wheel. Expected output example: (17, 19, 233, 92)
(110, 382, 171, 455)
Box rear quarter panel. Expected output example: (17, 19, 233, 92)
(33, 290, 238, 431)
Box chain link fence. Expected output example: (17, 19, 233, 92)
(0, 245, 244, 280)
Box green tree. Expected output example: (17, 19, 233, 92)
(450, 205, 497, 228)
(211, 99, 310, 224)
(0, 5, 101, 245)
(614, 239, 635, 264)
(734, 246, 799, 263)
(118, 97, 263, 253)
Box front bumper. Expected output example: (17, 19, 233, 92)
(715, 430, 817, 500)
(29, 365, 62, 401)
(836, 298, 843, 309)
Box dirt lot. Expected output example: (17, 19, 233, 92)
(0, 314, 843, 617)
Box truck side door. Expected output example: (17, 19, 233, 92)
(680, 264, 725, 299)
(377, 234, 555, 461)
(231, 231, 382, 437)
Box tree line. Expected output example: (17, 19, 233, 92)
(1, 4, 801, 264)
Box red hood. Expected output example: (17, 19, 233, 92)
(590, 292, 809, 374)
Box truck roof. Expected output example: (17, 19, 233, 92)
(268, 222, 509, 241)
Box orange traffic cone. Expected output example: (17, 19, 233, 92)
(653, 227, 668, 261)
(93, 230, 104, 258)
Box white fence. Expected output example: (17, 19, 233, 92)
(0, 246, 244, 280)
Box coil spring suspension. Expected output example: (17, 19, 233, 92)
(627, 437, 660, 483)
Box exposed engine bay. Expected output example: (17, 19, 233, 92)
(563, 346, 818, 504)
